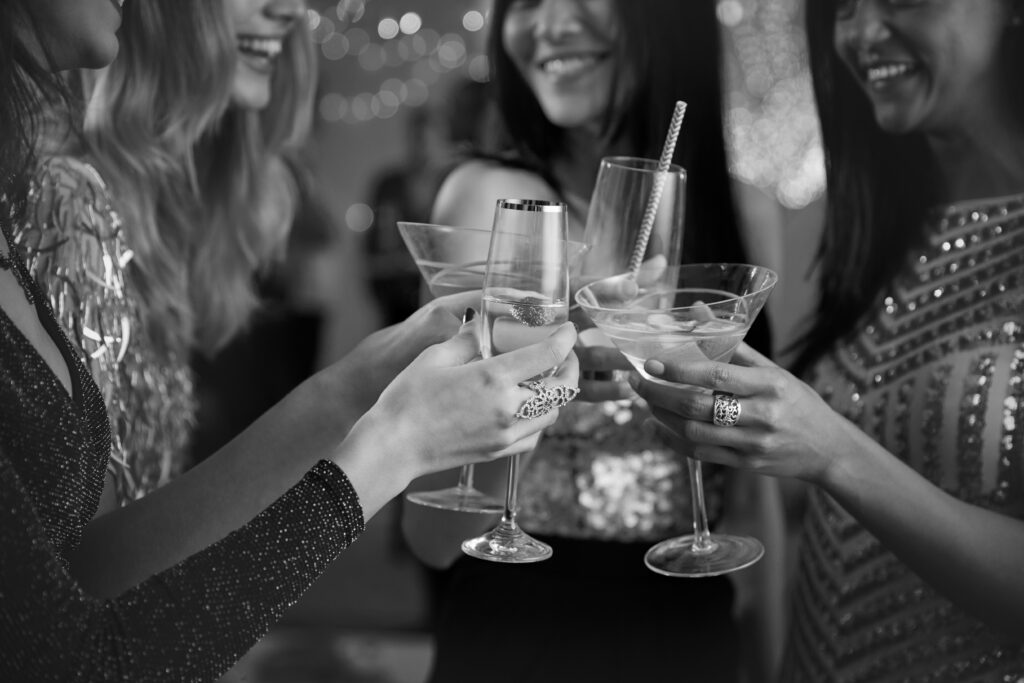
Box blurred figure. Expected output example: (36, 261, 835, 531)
(402, 1, 785, 682)
(632, 0, 1024, 680)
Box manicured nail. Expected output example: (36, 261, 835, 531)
(463, 307, 477, 323)
(646, 360, 666, 377)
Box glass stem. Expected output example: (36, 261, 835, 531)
(499, 453, 521, 530)
(456, 464, 475, 492)
(687, 457, 716, 553)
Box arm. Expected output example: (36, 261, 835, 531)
(633, 344, 1024, 637)
(68, 292, 481, 597)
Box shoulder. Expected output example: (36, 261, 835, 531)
(432, 159, 559, 228)
(24, 156, 123, 250)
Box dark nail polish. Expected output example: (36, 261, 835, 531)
(463, 307, 477, 323)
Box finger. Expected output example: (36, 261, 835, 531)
(490, 322, 578, 380)
(649, 406, 755, 451)
(422, 318, 482, 366)
(643, 357, 767, 396)
(636, 254, 668, 286)
(732, 342, 777, 369)
(630, 377, 712, 420)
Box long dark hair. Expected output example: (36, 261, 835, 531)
(486, 0, 746, 267)
(0, 3, 73, 227)
(792, 0, 1024, 375)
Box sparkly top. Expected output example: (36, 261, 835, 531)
(0, 250, 365, 681)
(782, 194, 1024, 681)
(14, 156, 194, 502)
(517, 396, 726, 541)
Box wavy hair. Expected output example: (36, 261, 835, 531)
(83, 0, 316, 354)
(487, 0, 746, 267)
(792, 0, 1024, 375)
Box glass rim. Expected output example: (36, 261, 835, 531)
(601, 155, 686, 176)
(397, 221, 491, 234)
(574, 263, 778, 313)
(496, 198, 567, 213)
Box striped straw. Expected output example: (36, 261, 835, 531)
(628, 101, 687, 277)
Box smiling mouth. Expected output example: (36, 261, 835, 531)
(537, 54, 605, 78)
(238, 35, 284, 61)
(862, 62, 919, 89)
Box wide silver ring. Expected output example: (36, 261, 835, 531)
(515, 380, 580, 420)
(712, 391, 741, 427)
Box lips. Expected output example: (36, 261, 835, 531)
(534, 51, 609, 82)
(860, 60, 920, 89)
(237, 35, 285, 61)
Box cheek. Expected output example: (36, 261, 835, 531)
(501, 16, 534, 71)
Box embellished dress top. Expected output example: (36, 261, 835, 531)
(782, 195, 1024, 681)
(0, 238, 365, 681)
(15, 156, 194, 502)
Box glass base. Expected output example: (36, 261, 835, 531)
(461, 523, 553, 563)
(405, 487, 503, 514)
(644, 533, 763, 577)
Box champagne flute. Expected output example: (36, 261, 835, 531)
(575, 264, 777, 576)
(461, 199, 570, 563)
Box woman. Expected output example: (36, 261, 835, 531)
(402, 1, 784, 681)
(633, 0, 1024, 680)
(0, 1, 580, 679)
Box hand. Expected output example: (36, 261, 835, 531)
(318, 291, 482, 419)
(628, 342, 848, 485)
(365, 319, 579, 481)
(574, 326, 633, 402)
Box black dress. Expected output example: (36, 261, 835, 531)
(0, 253, 365, 682)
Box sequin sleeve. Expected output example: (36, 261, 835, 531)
(15, 156, 191, 502)
(0, 454, 365, 683)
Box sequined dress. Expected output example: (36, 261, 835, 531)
(0, 233, 365, 680)
(14, 156, 194, 502)
(782, 194, 1024, 681)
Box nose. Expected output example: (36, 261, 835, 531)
(533, 0, 584, 41)
(265, 0, 306, 22)
(836, 0, 892, 56)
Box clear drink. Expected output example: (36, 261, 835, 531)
(598, 317, 747, 376)
(426, 262, 487, 297)
(481, 289, 569, 357)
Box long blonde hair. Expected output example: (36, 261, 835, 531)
(83, 0, 316, 354)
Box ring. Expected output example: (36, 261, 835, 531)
(515, 380, 580, 420)
(712, 391, 741, 427)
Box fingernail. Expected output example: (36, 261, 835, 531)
(646, 360, 666, 377)
(463, 307, 477, 323)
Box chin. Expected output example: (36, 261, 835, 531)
(230, 86, 272, 112)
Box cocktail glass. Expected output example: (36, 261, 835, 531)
(575, 263, 777, 576)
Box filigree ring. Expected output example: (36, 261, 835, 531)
(712, 391, 741, 427)
(515, 380, 580, 420)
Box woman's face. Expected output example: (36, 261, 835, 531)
(833, 0, 1014, 135)
(226, 0, 306, 110)
(22, 0, 123, 70)
(502, 0, 623, 134)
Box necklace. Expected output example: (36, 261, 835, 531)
(0, 220, 36, 306)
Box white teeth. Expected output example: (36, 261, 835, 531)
(866, 63, 912, 84)
(238, 37, 283, 59)
(540, 56, 597, 76)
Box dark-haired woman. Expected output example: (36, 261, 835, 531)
(401, 1, 784, 681)
(0, 1, 579, 680)
(633, 0, 1024, 680)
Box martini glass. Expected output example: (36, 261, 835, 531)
(575, 263, 777, 577)
(398, 222, 505, 514)
(398, 222, 587, 514)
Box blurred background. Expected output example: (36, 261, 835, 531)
(193, 0, 827, 680)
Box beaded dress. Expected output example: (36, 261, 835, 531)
(14, 156, 193, 503)
(782, 194, 1024, 682)
(0, 218, 365, 681)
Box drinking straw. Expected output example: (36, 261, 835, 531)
(628, 100, 687, 277)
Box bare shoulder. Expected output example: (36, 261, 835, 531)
(432, 159, 558, 228)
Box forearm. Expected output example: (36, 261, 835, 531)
(68, 375, 358, 596)
(821, 418, 1024, 636)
